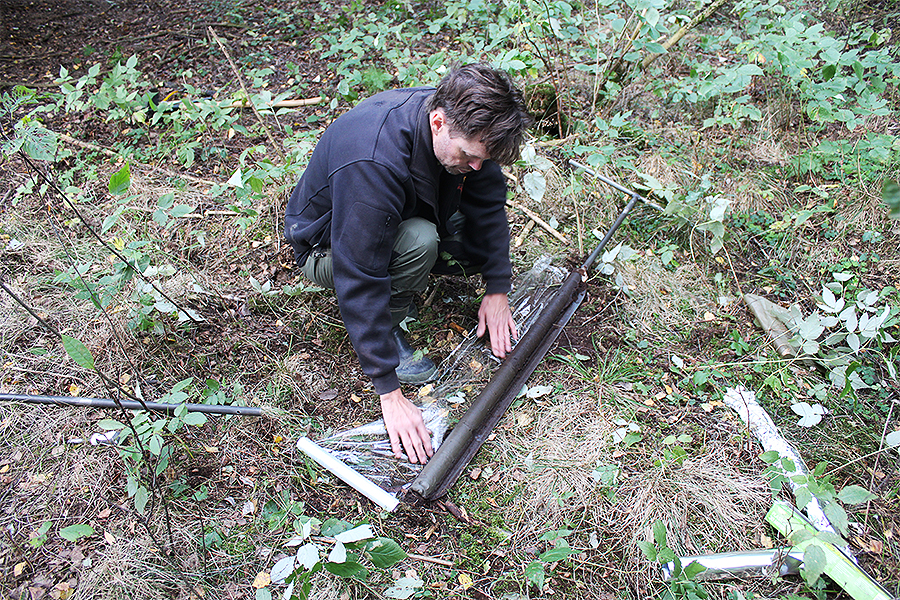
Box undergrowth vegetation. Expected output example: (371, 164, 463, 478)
(1, 0, 899, 598)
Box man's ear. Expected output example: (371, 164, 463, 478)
(430, 108, 446, 135)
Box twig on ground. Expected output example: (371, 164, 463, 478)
(507, 200, 570, 245)
(229, 97, 323, 109)
(641, 0, 729, 69)
(406, 553, 454, 567)
(423, 281, 441, 309)
(48, 128, 216, 187)
(573, 196, 584, 256)
(514, 220, 535, 248)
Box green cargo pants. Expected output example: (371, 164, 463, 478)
(300, 217, 440, 327)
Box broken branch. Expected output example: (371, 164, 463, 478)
(507, 200, 570, 245)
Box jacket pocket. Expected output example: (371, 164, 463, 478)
(338, 202, 398, 273)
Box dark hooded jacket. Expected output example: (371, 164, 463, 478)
(284, 88, 512, 394)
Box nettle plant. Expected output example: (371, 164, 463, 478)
(786, 273, 897, 395)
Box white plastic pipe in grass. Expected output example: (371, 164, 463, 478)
(723, 387, 836, 537)
(296, 437, 400, 512)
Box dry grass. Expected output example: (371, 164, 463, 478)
(616, 254, 719, 333)
(491, 386, 770, 598)
(495, 392, 615, 533)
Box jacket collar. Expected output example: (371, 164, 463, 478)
(409, 98, 443, 209)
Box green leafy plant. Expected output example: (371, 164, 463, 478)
(95, 378, 208, 514)
(786, 273, 897, 396)
(265, 519, 409, 600)
(524, 528, 580, 592)
(761, 452, 877, 591)
(638, 520, 708, 600)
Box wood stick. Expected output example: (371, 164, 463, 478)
(641, 0, 728, 69)
(514, 220, 535, 248)
(229, 96, 323, 109)
(407, 553, 454, 567)
(507, 200, 570, 245)
(50, 129, 216, 187)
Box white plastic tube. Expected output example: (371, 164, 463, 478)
(296, 437, 400, 512)
(723, 387, 835, 535)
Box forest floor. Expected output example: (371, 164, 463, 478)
(1, 1, 899, 599)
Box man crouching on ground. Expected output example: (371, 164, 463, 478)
(284, 63, 531, 464)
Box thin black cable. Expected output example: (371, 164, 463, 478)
(0, 278, 60, 339)
(42, 201, 181, 551)
(3, 219, 178, 553)
(18, 151, 206, 326)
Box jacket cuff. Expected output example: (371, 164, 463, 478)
(484, 278, 511, 295)
(372, 371, 401, 396)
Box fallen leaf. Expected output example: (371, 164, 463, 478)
(469, 468, 482, 480)
(350, 393, 361, 403)
(318, 390, 338, 401)
(14, 561, 26, 577)
(515, 412, 534, 427)
(203, 446, 219, 453)
(791, 402, 825, 428)
(242, 500, 256, 516)
(51, 581, 74, 599)
(98, 508, 111, 519)
(458, 573, 473, 590)
(104, 531, 115, 544)
(526, 385, 553, 399)
(251, 572, 271, 589)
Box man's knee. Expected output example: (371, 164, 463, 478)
(299, 249, 335, 289)
(392, 218, 439, 274)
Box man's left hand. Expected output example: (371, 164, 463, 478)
(477, 293, 518, 358)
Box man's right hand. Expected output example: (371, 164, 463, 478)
(380, 388, 434, 464)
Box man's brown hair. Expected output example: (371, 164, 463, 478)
(427, 63, 532, 166)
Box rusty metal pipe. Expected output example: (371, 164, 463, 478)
(410, 178, 648, 500)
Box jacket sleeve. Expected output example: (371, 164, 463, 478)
(458, 162, 512, 294)
(329, 161, 406, 395)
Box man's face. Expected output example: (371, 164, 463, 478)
(430, 109, 490, 175)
